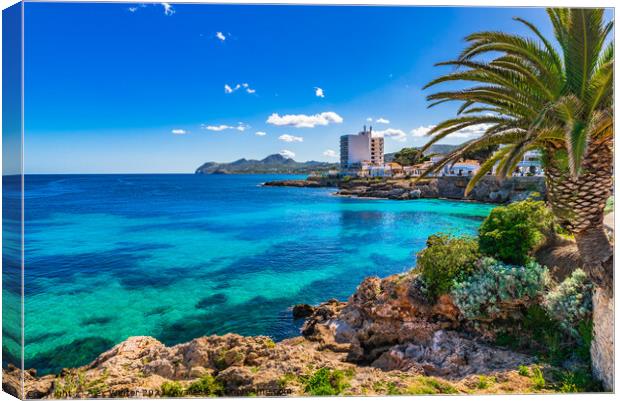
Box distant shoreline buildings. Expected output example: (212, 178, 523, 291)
(337, 126, 543, 178)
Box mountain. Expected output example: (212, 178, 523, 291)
(384, 144, 459, 162)
(195, 154, 339, 174)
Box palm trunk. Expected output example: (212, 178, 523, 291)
(545, 140, 613, 390)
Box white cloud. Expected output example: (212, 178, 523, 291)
(202, 122, 248, 132)
(161, 3, 175, 16)
(373, 128, 408, 142)
(323, 149, 338, 158)
(278, 134, 304, 143)
(280, 149, 296, 159)
(171, 129, 187, 135)
(410, 125, 435, 137)
(376, 117, 390, 124)
(216, 32, 226, 41)
(255, 131, 267, 136)
(366, 117, 373, 122)
(315, 87, 325, 98)
(410, 123, 491, 139)
(224, 82, 256, 95)
(266, 111, 343, 128)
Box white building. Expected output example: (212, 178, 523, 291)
(514, 150, 543, 176)
(444, 160, 480, 176)
(340, 126, 384, 169)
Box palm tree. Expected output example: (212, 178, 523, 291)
(419, 8, 613, 388)
(420, 8, 613, 289)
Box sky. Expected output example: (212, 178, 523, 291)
(21, 2, 586, 173)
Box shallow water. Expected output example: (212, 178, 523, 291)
(4, 174, 494, 373)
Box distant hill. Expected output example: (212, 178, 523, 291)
(384, 144, 458, 162)
(195, 154, 339, 174)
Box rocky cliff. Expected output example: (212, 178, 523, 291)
(3, 273, 559, 399)
(336, 176, 546, 203)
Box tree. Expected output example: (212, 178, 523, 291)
(418, 8, 613, 389)
(393, 148, 429, 166)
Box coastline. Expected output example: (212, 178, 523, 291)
(2, 271, 556, 398)
(264, 175, 546, 204)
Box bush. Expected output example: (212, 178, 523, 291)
(554, 368, 602, 393)
(478, 200, 555, 264)
(543, 269, 593, 339)
(531, 366, 546, 390)
(160, 381, 184, 397)
(303, 368, 350, 396)
(451, 258, 549, 321)
(518, 365, 530, 377)
(186, 374, 224, 396)
(416, 234, 480, 300)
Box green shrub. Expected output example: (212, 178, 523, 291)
(416, 234, 480, 300)
(160, 381, 184, 397)
(303, 368, 349, 396)
(186, 374, 224, 396)
(543, 269, 593, 339)
(475, 375, 495, 389)
(532, 366, 546, 390)
(554, 369, 601, 393)
(518, 365, 530, 377)
(451, 258, 549, 321)
(478, 200, 555, 264)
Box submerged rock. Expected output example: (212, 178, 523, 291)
(292, 303, 316, 318)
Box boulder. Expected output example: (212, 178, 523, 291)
(292, 304, 316, 319)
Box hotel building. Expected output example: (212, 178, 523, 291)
(340, 126, 384, 169)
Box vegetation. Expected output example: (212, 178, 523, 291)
(392, 147, 429, 166)
(160, 381, 184, 397)
(518, 365, 530, 377)
(543, 269, 593, 338)
(553, 368, 601, 393)
(420, 5, 613, 298)
(186, 374, 224, 396)
(604, 196, 614, 213)
(461, 144, 499, 163)
(302, 367, 350, 396)
(452, 258, 548, 321)
(531, 367, 546, 390)
(475, 375, 495, 389)
(478, 200, 554, 264)
(416, 234, 480, 300)
(404, 377, 459, 395)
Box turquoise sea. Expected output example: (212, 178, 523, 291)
(3, 174, 493, 373)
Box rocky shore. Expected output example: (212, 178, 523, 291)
(4, 272, 562, 398)
(264, 176, 546, 203)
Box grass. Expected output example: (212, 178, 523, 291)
(302, 367, 350, 396)
(475, 375, 495, 389)
(531, 366, 546, 390)
(160, 381, 184, 397)
(404, 377, 459, 395)
(518, 365, 530, 377)
(186, 374, 224, 396)
(552, 368, 602, 393)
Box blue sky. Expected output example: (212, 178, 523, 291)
(24, 3, 568, 173)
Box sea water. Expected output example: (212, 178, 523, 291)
(3, 174, 494, 373)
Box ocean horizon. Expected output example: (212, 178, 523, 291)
(3, 174, 493, 374)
